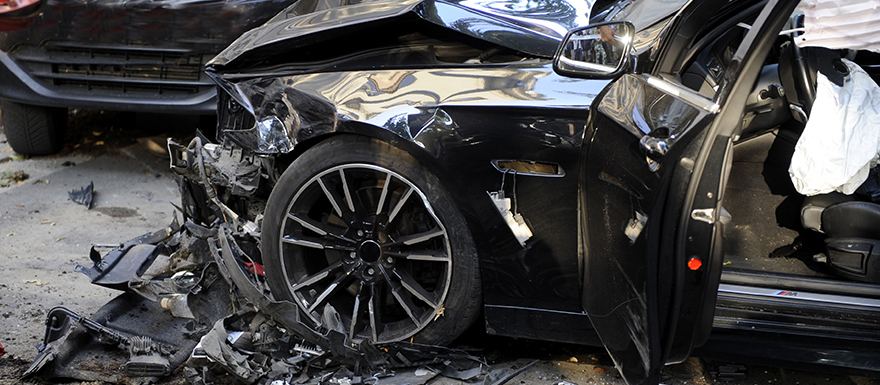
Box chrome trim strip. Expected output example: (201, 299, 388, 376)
(646, 75, 720, 113)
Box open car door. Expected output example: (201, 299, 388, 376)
(562, 0, 801, 383)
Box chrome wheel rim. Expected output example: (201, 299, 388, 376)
(277, 163, 452, 343)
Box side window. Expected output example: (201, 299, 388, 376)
(680, 20, 755, 97)
(678, 10, 797, 138)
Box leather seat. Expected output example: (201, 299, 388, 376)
(823, 201, 880, 239)
(801, 194, 880, 283)
(800, 192, 855, 232)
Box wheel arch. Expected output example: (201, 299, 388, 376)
(275, 123, 494, 292)
(261, 133, 485, 344)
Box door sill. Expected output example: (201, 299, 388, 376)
(719, 283, 880, 310)
(713, 280, 880, 342)
(720, 269, 880, 298)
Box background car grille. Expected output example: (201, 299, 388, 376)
(9, 42, 216, 98)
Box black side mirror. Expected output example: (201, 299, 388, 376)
(553, 21, 635, 78)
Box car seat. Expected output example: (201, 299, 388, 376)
(802, 193, 880, 283)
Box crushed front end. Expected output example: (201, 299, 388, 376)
(22, 132, 487, 384)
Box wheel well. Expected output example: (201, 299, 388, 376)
(274, 128, 493, 272)
(261, 134, 484, 344)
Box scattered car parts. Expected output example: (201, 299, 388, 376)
(67, 181, 94, 209)
(26, 174, 487, 383)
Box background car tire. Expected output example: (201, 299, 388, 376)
(262, 135, 482, 345)
(1, 100, 67, 155)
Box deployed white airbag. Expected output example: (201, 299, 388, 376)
(789, 59, 880, 196)
(795, 0, 880, 53)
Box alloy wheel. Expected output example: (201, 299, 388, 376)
(276, 163, 452, 343)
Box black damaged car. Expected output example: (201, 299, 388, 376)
(34, 0, 880, 383)
(198, 0, 880, 381)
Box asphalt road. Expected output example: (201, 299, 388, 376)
(0, 109, 876, 385)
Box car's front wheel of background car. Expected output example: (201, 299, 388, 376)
(1, 100, 67, 155)
(262, 135, 482, 345)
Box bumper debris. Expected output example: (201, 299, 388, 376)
(26, 136, 487, 384)
(68, 181, 94, 209)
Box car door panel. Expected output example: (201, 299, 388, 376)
(581, 73, 718, 384)
(579, 0, 801, 383)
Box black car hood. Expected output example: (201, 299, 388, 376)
(208, 0, 593, 68)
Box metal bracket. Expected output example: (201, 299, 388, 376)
(691, 208, 716, 224)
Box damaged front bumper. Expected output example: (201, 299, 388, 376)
(24, 137, 488, 385)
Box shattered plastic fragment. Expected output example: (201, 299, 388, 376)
(197, 318, 269, 383)
(414, 366, 434, 376)
(482, 359, 538, 385)
(160, 294, 195, 319)
(245, 261, 265, 275)
(625, 211, 648, 244)
(712, 363, 747, 381)
(75, 219, 180, 290)
(68, 181, 94, 209)
(488, 191, 532, 246)
(24, 307, 132, 378)
(124, 336, 171, 377)
(26, 266, 232, 382)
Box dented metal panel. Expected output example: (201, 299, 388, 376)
(209, 0, 597, 68)
(214, 61, 604, 153)
(208, 60, 608, 318)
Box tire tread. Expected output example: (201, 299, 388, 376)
(1, 101, 67, 155)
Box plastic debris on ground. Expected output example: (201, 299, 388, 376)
(711, 363, 747, 381)
(68, 181, 95, 209)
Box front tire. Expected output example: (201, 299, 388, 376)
(262, 136, 481, 345)
(1, 100, 67, 155)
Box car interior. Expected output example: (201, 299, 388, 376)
(681, 8, 880, 296)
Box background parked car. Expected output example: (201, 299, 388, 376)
(0, 0, 294, 155)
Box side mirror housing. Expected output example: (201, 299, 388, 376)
(553, 21, 635, 78)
